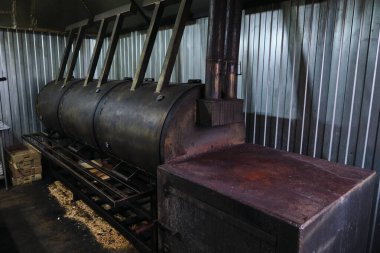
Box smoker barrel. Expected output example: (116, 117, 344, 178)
(36, 80, 245, 173)
(59, 80, 124, 148)
(36, 79, 83, 133)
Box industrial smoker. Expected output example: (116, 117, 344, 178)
(24, 0, 377, 252)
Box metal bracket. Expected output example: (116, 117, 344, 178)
(63, 26, 87, 86)
(84, 19, 109, 87)
(56, 29, 75, 84)
(130, 0, 150, 24)
(155, 0, 193, 93)
(131, 1, 165, 91)
(97, 14, 125, 87)
(57, 18, 92, 86)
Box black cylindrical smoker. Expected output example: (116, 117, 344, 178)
(36, 79, 245, 174)
(36, 0, 245, 175)
(28, 1, 377, 253)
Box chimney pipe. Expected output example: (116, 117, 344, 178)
(198, 0, 244, 127)
(205, 0, 227, 100)
(224, 0, 242, 99)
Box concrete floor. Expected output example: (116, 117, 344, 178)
(0, 179, 129, 253)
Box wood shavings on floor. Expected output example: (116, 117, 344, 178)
(48, 181, 136, 252)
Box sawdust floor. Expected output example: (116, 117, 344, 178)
(0, 179, 136, 253)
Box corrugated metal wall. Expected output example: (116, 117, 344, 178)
(0, 30, 66, 157)
(240, 1, 380, 250)
(0, 0, 379, 250)
(242, 0, 380, 171)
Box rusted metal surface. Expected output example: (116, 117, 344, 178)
(161, 87, 245, 164)
(200, 0, 244, 127)
(205, 0, 242, 100)
(196, 98, 244, 126)
(37, 80, 245, 175)
(94, 82, 244, 173)
(158, 144, 377, 252)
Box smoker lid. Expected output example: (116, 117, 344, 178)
(158, 144, 376, 227)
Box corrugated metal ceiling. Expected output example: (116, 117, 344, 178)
(0, 0, 283, 32)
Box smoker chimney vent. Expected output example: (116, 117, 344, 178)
(197, 0, 244, 127)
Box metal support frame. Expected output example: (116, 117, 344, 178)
(55, 172, 155, 253)
(155, 0, 193, 93)
(65, 19, 92, 31)
(64, 26, 87, 86)
(23, 132, 157, 253)
(84, 3, 134, 87)
(97, 14, 125, 87)
(23, 133, 154, 207)
(84, 19, 109, 86)
(131, 2, 165, 91)
(93, 3, 133, 22)
(57, 1, 183, 88)
(131, 0, 150, 24)
(56, 30, 75, 83)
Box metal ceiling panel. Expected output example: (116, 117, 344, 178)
(0, 0, 284, 32)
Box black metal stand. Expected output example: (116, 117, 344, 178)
(23, 133, 157, 253)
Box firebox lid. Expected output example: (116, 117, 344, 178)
(158, 144, 376, 227)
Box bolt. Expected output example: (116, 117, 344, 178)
(156, 95, 165, 101)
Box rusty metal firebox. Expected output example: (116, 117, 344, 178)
(23, 0, 377, 252)
(158, 144, 377, 253)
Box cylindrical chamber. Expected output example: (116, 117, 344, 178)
(36, 80, 245, 174)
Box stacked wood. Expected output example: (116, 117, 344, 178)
(7, 144, 42, 186)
